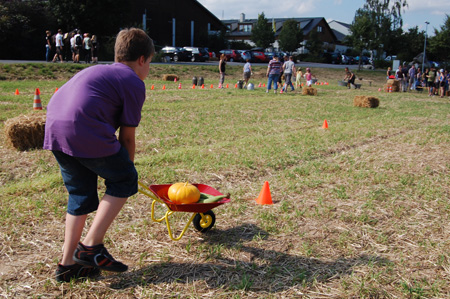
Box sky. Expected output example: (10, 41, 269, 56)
(197, 0, 450, 35)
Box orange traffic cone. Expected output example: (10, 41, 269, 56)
(162, 85, 166, 90)
(263, 83, 266, 87)
(36, 88, 41, 95)
(192, 84, 196, 89)
(322, 119, 328, 129)
(235, 83, 238, 88)
(33, 88, 42, 110)
(54, 87, 59, 93)
(151, 85, 154, 90)
(201, 84, 205, 89)
(178, 83, 182, 89)
(210, 84, 214, 89)
(14, 89, 19, 95)
(226, 84, 229, 88)
(256, 181, 273, 205)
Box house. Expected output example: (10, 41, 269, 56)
(129, 0, 225, 48)
(328, 20, 351, 53)
(222, 14, 339, 53)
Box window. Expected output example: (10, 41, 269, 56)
(317, 26, 323, 33)
(238, 24, 252, 32)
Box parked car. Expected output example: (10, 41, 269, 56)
(355, 55, 370, 64)
(183, 47, 209, 62)
(264, 52, 274, 61)
(322, 52, 342, 64)
(384, 55, 397, 61)
(219, 49, 241, 62)
(252, 51, 269, 63)
(160, 46, 192, 62)
(342, 55, 353, 64)
(237, 50, 253, 62)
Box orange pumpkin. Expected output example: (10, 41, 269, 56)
(167, 182, 200, 204)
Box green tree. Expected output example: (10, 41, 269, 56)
(346, 8, 376, 69)
(363, 0, 408, 29)
(0, 0, 52, 59)
(48, 0, 132, 36)
(251, 12, 275, 49)
(305, 29, 323, 56)
(396, 26, 425, 62)
(428, 14, 450, 62)
(277, 19, 303, 53)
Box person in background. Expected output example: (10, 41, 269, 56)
(282, 56, 296, 92)
(344, 67, 356, 89)
(45, 30, 52, 62)
(219, 54, 226, 88)
(386, 66, 393, 79)
(91, 35, 99, 64)
(243, 59, 252, 88)
(438, 69, 446, 98)
(295, 67, 303, 89)
(396, 65, 407, 92)
(427, 67, 436, 96)
(44, 28, 155, 283)
(83, 33, 92, 64)
(73, 30, 83, 63)
(408, 65, 416, 91)
(52, 29, 64, 63)
(415, 68, 422, 90)
(304, 67, 316, 87)
(265, 55, 282, 93)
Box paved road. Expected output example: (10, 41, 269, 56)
(0, 60, 361, 70)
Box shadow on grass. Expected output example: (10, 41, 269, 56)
(108, 223, 391, 292)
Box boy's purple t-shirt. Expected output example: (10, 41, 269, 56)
(44, 63, 145, 158)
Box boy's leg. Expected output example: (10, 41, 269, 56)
(82, 194, 128, 246)
(61, 214, 88, 266)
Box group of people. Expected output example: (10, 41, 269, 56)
(218, 53, 316, 92)
(390, 64, 450, 97)
(46, 29, 99, 64)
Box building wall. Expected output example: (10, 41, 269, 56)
(131, 0, 224, 48)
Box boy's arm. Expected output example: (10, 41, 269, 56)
(118, 126, 136, 162)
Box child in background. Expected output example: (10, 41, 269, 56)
(295, 67, 303, 88)
(44, 28, 155, 282)
(304, 68, 316, 87)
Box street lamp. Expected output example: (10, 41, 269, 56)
(422, 21, 429, 73)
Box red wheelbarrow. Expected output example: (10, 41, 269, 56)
(138, 182, 230, 241)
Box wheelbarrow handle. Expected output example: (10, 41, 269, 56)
(138, 181, 164, 203)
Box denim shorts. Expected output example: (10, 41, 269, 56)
(52, 146, 138, 216)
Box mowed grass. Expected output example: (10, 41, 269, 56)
(1, 63, 450, 298)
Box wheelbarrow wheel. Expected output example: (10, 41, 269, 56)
(193, 210, 215, 233)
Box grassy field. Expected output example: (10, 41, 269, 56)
(1, 63, 450, 298)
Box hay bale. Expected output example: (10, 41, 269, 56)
(302, 87, 317, 96)
(386, 79, 400, 88)
(353, 96, 379, 108)
(4, 113, 46, 151)
(384, 84, 400, 92)
(162, 74, 179, 81)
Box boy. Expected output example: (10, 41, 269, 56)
(44, 28, 155, 282)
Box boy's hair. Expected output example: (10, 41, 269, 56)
(115, 28, 155, 62)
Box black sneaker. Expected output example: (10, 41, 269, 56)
(55, 263, 100, 283)
(73, 242, 128, 273)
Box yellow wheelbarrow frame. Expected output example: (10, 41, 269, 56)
(138, 182, 229, 241)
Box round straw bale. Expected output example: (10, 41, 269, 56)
(162, 74, 179, 81)
(4, 113, 46, 151)
(302, 87, 317, 96)
(353, 96, 379, 108)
